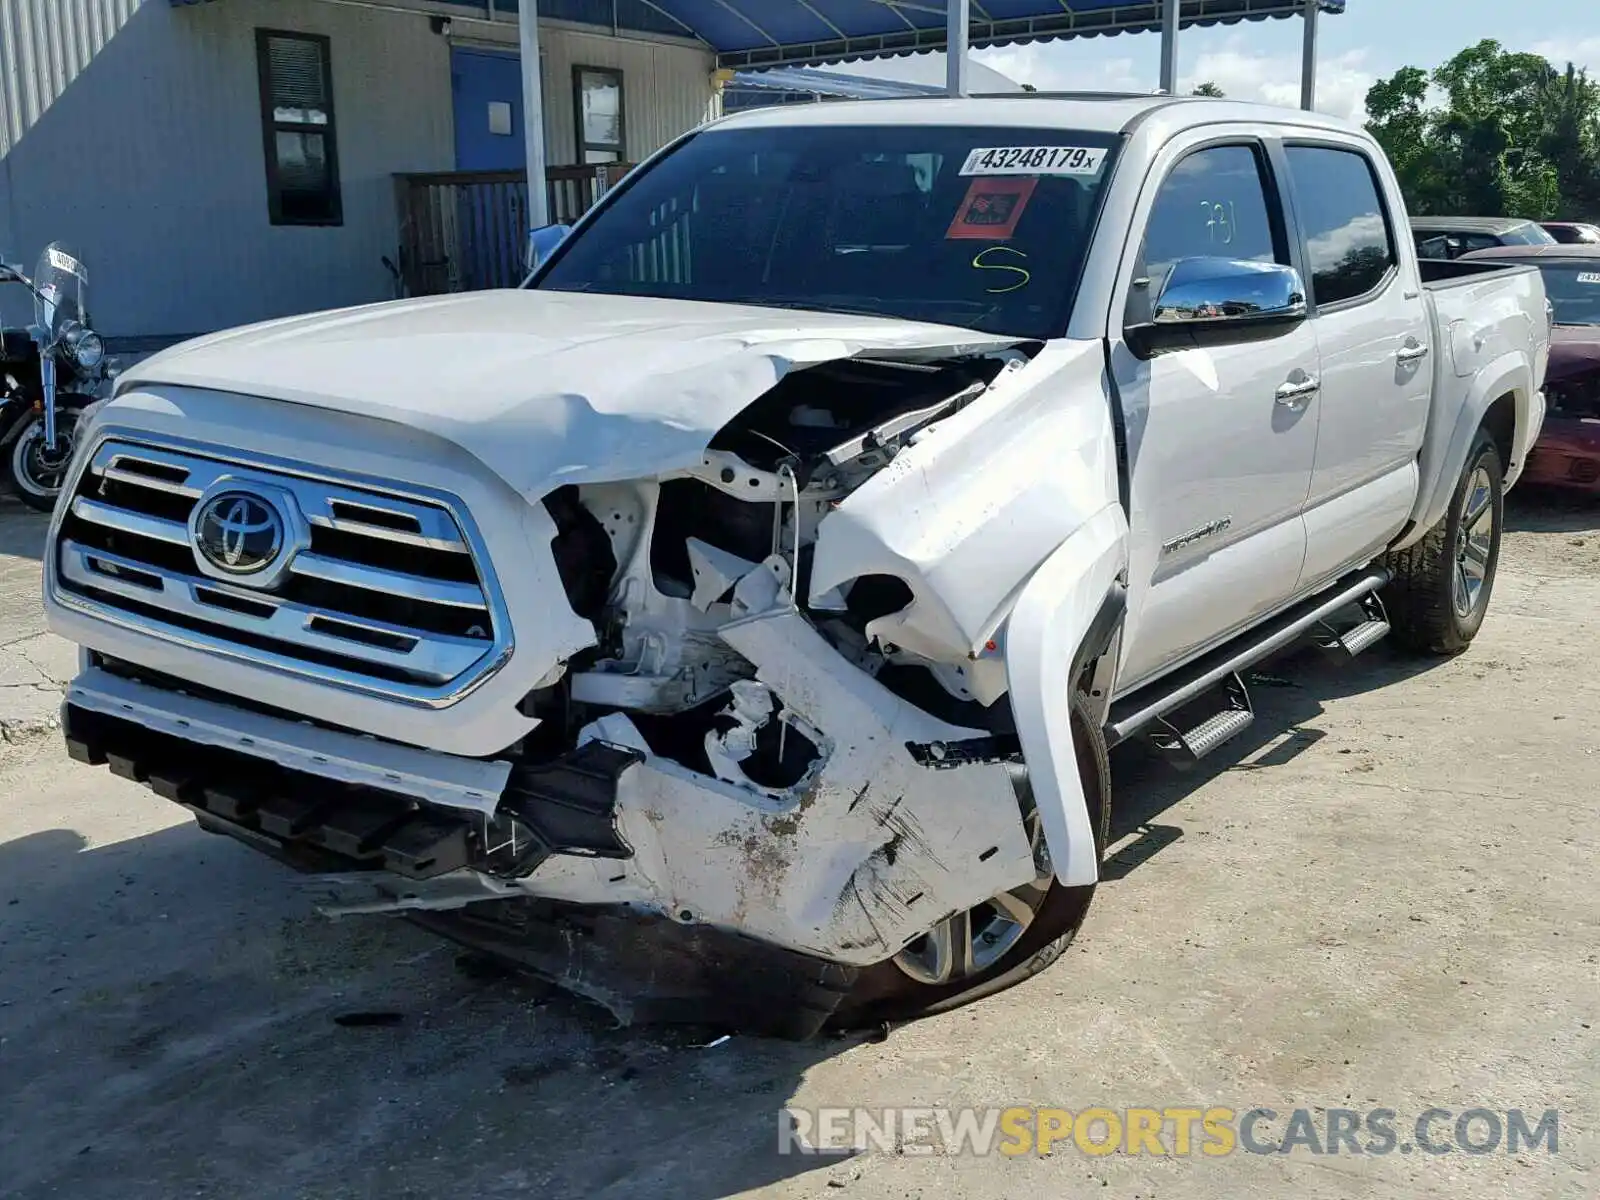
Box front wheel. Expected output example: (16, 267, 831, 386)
(1384, 428, 1504, 655)
(831, 689, 1111, 1028)
(7, 410, 82, 512)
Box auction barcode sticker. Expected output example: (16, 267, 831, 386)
(1577, 272, 1600, 285)
(959, 146, 1108, 177)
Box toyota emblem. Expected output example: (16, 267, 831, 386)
(194, 491, 285, 575)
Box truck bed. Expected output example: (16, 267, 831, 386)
(1419, 256, 1539, 289)
(1407, 255, 1548, 538)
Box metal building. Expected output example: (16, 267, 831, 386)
(0, 0, 1343, 343)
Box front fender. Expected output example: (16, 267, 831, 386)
(1004, 503, 1129, 887)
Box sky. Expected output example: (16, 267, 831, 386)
(967, 0, 1600, 122)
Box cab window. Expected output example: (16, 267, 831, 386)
(1284, 145, 1396, 306)
(1126, 143, 1285, 326)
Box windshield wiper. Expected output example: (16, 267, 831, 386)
(745, 295, 1000, 324)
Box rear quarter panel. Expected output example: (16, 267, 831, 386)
(1400, 267, 1549, 545)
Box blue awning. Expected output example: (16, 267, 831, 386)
(173, 1, 1345, 70)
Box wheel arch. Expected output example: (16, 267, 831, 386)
(1397, 355, 1532, 552)
(1003, 503, 1128, 888)
(1480, 391, 1518, 479)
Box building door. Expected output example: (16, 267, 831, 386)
(450, 48, 530, 289)
(451, 48, 525, 171)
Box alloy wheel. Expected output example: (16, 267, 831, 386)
(1452, 465, 1495, 619)
(892, 807, 1054, 986)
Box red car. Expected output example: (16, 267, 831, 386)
(1464, 244, 1600, 490)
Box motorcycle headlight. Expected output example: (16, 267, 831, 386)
(65, 325, 105, 370)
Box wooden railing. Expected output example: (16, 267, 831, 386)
(546, 162, 635, 225)
(393, 163, 636, 297)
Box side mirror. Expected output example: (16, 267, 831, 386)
(526, 223, 572, 274)
(1126, 257, 1307, 358)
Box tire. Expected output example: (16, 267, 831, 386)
(1384, 428, 1504, 655)
(6, 409, 81, 513)
(831, 688, 1111, 1028)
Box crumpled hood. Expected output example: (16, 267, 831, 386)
(121, 290, 1019, 500)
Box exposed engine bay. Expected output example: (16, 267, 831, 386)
(483, 347, 1058, 967)
(538, 352, 1024, 751)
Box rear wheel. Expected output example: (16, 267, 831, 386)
(1384, 429, 1504, 655)
(832, 688, 1111, 1027)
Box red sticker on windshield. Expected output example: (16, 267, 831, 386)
(946, 177, 1038, 240)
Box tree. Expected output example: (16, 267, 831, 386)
(1538, 63, 1600, 217)
(1366, 66, 1449, 212)
(1365, 40, 1600, 221)
(1192, 81, 1225, 98)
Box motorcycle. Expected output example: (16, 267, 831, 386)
(0, 243, 108, 511)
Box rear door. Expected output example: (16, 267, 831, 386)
(1108, 135, 1321, 690)
(1281, 141, 1432, 592)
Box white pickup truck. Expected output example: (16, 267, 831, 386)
(44, 96, 1548, 1037)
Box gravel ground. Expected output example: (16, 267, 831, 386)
(0, 509, 66, 744)
(0, 491, 1596, 1199)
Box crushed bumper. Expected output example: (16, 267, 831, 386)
(61, 699, 640, 881)
(64, 700, 856, 1037)
(63, 597, 1042, 1020)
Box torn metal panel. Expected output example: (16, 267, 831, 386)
(702, 680, 832, 799)
(808, 340, 1121, 664)
(517, 587, 1034, 963)
(597, 605, 1029, 963)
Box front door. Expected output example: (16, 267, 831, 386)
(1109, 139, 1321, 691)
(451, 48, 525, 171)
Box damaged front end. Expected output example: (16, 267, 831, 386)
(509, 350, 1046, 967)
(59, 316, 1124, 1035)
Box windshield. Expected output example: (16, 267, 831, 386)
(1540, 264, 1600, 325)
(33, 242, 88, 344)
(1505, 222, 1558, 246)
(532, 124, 1121, 340)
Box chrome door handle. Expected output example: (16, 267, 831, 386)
(1397, 342, 1431, 362)
(1275, 377, 1321, 405)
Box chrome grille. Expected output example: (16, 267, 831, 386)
(53, 438, 511, 706)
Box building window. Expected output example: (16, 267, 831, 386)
(574, 66, 625, 164)
(257, 30, 342, 226)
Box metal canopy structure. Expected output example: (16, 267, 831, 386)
(173, 0, 1345, 96)
(595, 0, 1348, 72)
